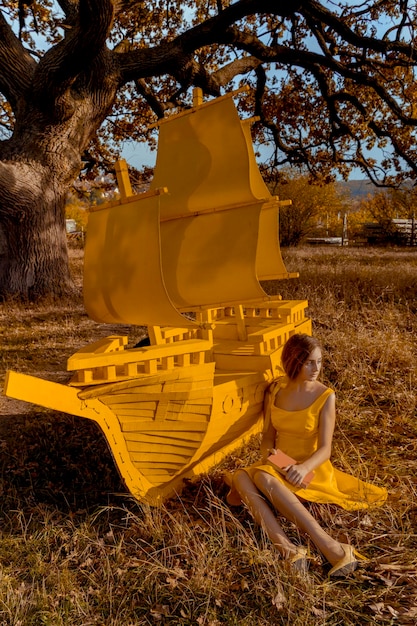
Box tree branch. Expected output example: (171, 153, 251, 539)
(211, 56, 262, 87)
(116, 0, 301, 83)
(106, 0, 417, 184)
(34, 0, 115, 110)
(0, 11, 36, 111)
(134, 78, 166, 119)
(219, 24, 417, 131)
(304, 0, 417, 60)
(56, 0, 80, 27)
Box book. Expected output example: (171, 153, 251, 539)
(267, 449, 314, 488)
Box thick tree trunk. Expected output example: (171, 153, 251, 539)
(0, 160, 74, 300)
(0, 48, 119, 300)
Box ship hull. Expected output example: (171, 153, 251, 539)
(4, 300, 311, 504)
(4, 367, 267, 504)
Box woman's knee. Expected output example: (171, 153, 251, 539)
(253, 470, 275, 492)
(233, 470, 266, 502)
(233, 469, 254, 491)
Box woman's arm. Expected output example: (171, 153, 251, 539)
(260, 387, 277, 461)
(261, 420, 276, 462)
(285, 392, 336, 488)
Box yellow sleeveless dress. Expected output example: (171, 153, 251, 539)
(245, 387, 387, 511)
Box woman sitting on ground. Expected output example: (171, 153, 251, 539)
(226, 333, 387, 576)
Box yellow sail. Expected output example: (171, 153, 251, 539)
(150, 94, 269, 213)
(84, 191, 193, 327)
(84, 89, 292, 326)
(239, 120, 291, 280)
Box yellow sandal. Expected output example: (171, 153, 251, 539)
(289, 546, 309, 573)
(328, 543, 367, 577)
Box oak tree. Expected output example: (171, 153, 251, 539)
(269, 170, 348, 246)
(1, 0, 417, 298)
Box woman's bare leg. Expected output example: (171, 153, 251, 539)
(233, 470, 299, 558)
(253, 470, 345, 565)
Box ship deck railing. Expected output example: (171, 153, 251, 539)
(68, 336, 213, 386)
(149, 300, 309, 344)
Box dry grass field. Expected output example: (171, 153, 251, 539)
(0, 245, 416, 625)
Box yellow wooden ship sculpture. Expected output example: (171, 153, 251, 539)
(4, 87, 311, 504)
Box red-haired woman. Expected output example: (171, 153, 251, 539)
(226, 333, 387, 576)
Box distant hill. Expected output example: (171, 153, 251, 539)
(337, 179, 376, 199)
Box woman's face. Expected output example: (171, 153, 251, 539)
(298, 346, 322, 382)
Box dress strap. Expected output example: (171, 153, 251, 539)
(316, 387, 334, 409)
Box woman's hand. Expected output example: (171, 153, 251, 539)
(284, 463, 310, 488)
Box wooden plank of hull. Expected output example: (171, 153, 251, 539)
(165, 403, 212, 416)
(134, 464, 182, 472)
(119, 420, 210, 432)
(102, 398, 158, 410)
(99, 393, 210, 415)
(113, 408, 156, 419)
(101, 397, 212, 418)
(127, 444, 199, 456)
(118, 411, 209, 424)
(100, 393, 213, 420)
(126, 431, 205, 443)
(124, 431, 206, 447)
(101, 389, 213, 402)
